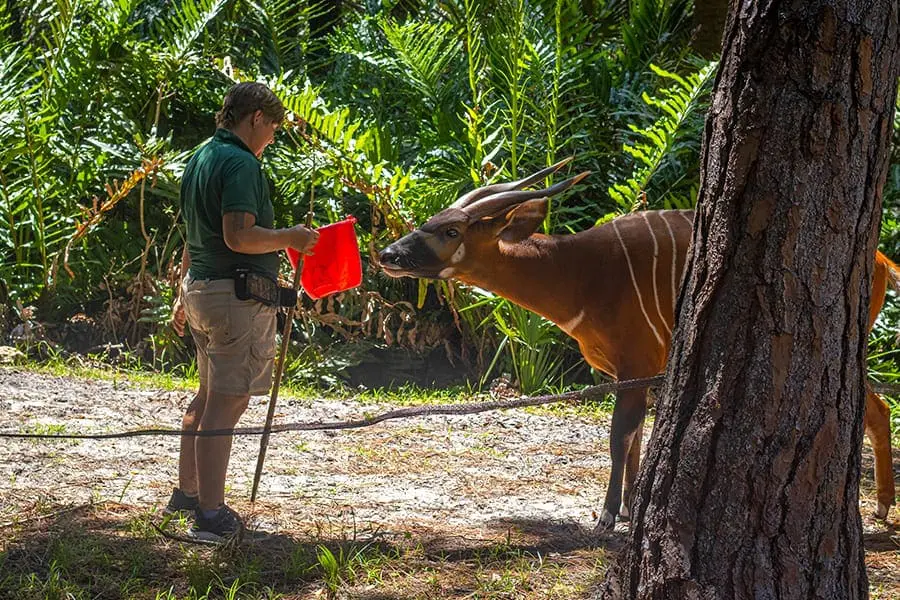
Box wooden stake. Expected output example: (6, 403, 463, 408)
(251, 156, 316, 502)
(250, 258, 302, 502)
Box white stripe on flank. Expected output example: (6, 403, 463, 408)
(641, 212, 670, 337)
(612, 219, 665, 348)
(660, 211, 679, 312)
(558, 309, 585, 334)
(678, 210, 693, 228)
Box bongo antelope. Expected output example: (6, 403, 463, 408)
(378, 158, 898, 529)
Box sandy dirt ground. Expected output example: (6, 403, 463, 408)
(1, 366, 898, 597)
(0, 367, 615, 531)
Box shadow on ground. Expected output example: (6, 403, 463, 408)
(0, 501, 616, 599)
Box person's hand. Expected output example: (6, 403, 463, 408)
(171, 296, 186, 337)
(288, 224, 319, 255)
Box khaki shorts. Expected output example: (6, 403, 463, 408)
(182, 274, 277, 396)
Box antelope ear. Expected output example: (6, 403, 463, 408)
(498, 199, 549, 243)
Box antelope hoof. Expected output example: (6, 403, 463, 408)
(594, 509, 616, 531)
(875, 502, 891, 520)
(619, 503, 631, 521)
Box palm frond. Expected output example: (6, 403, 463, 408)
(101, 0, 141, 34)
(607, 60, 717, 214)
(159, 0, 228, 64)
(281, 84, 371, 157)
(246, 0, 331, 74)
(35, 0, 80, 100)
(621, 0, 694, 71)
(460, 0, 487, 106)
(379, 17, 461, 102)
(526, 1, 605, 165)
(483, 0, 542, 177)
(275, 82, 421, 237)
(0, 0, 12, 43)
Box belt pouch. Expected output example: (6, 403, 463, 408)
(233, 269, 277, 306)
(278, 287, 298, 307)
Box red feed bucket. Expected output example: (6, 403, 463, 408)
(286, 216, 362, 300)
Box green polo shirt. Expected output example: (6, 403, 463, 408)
(180, 128, 279, 279)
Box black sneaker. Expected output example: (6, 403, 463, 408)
(188, 504, 244, 543)
(163, 488, 199, 516)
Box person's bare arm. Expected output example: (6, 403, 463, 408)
(171, 245, 191, 336)
(180, 244, 191, 272)
(222, 211, 318, 255)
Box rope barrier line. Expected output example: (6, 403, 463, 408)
(3, 374, 898, 441)
(0, 375, 666, 440)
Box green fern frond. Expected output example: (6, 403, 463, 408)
(605, 60, 717, 216)
(34, 0, 80, 100)
(246, 0, 331, 74)
(275, 82, 417, 226)
(525, 0, 602, 165)
(159, 0, 227, 63)
(439, 0, 487, 105)
(621, 0, 694, 71)
(105, 0, 140, 32)
(281, 84, 376, 158)
(0, 46, 33, 110)
(484, 0, 542, 177)
(379, 17, 461, 101)
(0, 0, 11, 43)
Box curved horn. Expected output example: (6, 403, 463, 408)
(463, 171, 591, 220)
(449, 157, 574, 209)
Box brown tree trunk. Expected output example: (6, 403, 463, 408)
(603, 0, 899, 598)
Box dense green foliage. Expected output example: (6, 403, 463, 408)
(2, 0, 898, 397)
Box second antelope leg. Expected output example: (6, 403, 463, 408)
(620, 415, 646, 521)
(865, 386, 896, 519)
(597, 385, 649, 530)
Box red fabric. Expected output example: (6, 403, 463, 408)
(287, 216, 362, 299)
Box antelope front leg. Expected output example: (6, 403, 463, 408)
(596, 387, 647, 531)
(620, 417, 646, 521)
(865, 387, 895, 519)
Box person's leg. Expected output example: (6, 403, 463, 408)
(177, 383, 208, 496)
(165, 378, 207, 514)
(193, 283, 275, 511)
(195, 390, 250, 511)
(180, 279, 275, 538)
(177, 275, 211, 498)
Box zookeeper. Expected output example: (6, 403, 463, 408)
(167, 81, 318, 542)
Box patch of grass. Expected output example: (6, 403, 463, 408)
(352, 445, 379, 460)
(17, 560, 89, 599)
(128, 507, 167, 540)
(351, 382, 479, 407)
(21, 422, 67, 435)
(10, 355, 617, 427)
(316, 544, 350, 596)
(314, 540, 401, 595)
(17, 356, 200, 394)
(462, 541, 602, 599)
(471, 444, 507, 459)
(9, 357, 482, 409)
(20, 423, 77, 447)
(282, 544, 319, 581)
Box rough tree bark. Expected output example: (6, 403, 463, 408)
(603, 0, 899, 598)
